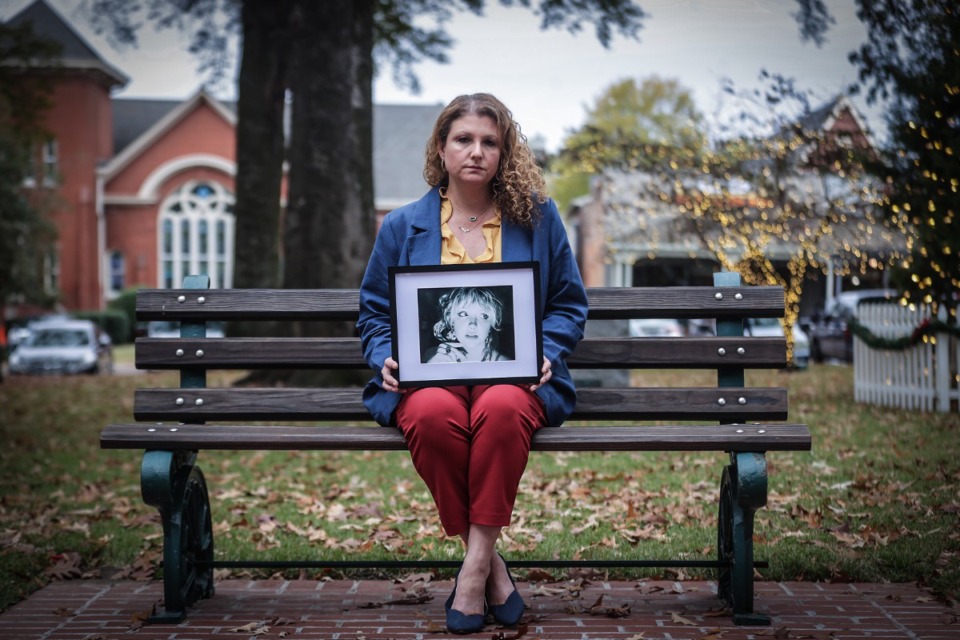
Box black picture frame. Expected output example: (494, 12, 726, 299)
(388, 262, 543, 388)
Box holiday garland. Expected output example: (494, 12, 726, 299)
(847, 316, 960, 351)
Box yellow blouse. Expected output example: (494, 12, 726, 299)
(439, 192, 502, 265)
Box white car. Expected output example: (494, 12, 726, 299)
(629, 318, 684, 337)
(744, 317, 810, 369)
(8, 319, 113, 375)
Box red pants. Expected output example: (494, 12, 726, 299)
(394, 385, 546, 536)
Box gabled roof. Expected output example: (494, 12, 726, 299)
(109, 97, 441, 208)
(112, 97, 236, 155)
(101, 90, 236, 180)
(5, 0, 127, 87)
(797, 96, 871, 137)
(796, 96, 842, 132)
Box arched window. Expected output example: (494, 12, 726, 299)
(159, 181, 235, 289)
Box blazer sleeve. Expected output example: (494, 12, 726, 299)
(539, 200, 588, 364)
(357, 215, 401, 374)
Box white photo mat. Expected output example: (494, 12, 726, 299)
(389, 262, 543, 388)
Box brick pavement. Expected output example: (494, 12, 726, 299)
(0, 578, 957, 640)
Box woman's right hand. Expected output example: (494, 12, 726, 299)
(381, 356, 402, 393)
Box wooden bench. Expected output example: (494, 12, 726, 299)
(100, 271, 811, 626)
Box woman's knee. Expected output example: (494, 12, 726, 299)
(397, 388, 468, 440)
(472, 386, 544, 435)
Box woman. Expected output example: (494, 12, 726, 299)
(426, 287, 508, 363)
(357, 93, 587, 634)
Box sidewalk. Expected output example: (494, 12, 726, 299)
(1, 578, 958, 640)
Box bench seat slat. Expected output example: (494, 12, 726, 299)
(133, 387, 789, 422)
(137, 286, 786, 321)
(136, 336, 787, 370)
(101, 423, 811, 452)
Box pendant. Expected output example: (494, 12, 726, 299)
(468, 216, 478, 222)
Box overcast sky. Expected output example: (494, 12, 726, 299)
(4, 0, 882, 151)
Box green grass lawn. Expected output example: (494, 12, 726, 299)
(0, 364, 957, 612)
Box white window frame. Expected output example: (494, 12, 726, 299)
(43, 138, 58, 184)
(158, 180, 235, 289)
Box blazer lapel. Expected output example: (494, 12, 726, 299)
(401, 188, 442, 266)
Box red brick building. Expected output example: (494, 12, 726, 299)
(5, 1, 439, 315)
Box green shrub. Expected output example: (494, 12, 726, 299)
(106, 287, 142, 342)
(73, 310, 130, 345)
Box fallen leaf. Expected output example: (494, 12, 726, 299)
(229, 621, 270, 634)
(45, 552, 83, 580)
(492, 622, 529, 639)
(670, 611, 697, 625)
(526, 568, 555, 582)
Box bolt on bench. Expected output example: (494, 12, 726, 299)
(100, 271, 811, 625)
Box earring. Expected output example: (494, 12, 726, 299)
(440, 157, 446, 172)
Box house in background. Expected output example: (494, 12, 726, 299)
(5, 0, 441, 316)
(568, 96, 900, 317)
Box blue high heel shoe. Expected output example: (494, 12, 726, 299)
(488, 553, 525, 626)
(445, 570, 486, 634)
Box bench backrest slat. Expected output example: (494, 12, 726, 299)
(133, 387, 788, 422)
(136, 286, 785, 321)
(135, 336, 786, 370)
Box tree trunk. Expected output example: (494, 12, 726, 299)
(232, 0, 294, 291)
(285, 0, 375, 292)
(276, 0, 376, 385)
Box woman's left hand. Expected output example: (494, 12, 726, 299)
(529, 356, 552, 392)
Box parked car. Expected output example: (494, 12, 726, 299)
(744, 317, 810, 369)
(6, 325, 33, 352)
(801, 289, 898, 363)
(628, 318, 684, 337)
(8, 319, 113, 375)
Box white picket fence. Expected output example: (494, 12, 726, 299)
(854, 303, 959, 413)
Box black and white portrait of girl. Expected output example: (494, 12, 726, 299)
(420, 287, 515, 363)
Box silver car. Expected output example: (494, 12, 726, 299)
(802, 289, 897, 363)
(8, 319, 113, 375)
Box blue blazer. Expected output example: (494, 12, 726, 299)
(357, 186, 588, 428)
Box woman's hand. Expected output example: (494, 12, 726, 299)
(529, 356, 552, 392)
(381, 357, 403, 393)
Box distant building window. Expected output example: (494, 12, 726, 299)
(42, 138, 58, 186)
(159, 180, 235, 289)
(44, 246, 60, 295)
(109, 251, 125, 293)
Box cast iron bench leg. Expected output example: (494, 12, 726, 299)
(141, 449, 215, 623)
(718, 451, 771, 626)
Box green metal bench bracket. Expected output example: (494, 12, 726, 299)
(713, 272, 771, 625)
(141, 450, 215, 624)
(142, 274, 215, 623)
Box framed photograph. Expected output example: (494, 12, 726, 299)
(388, 262, 543, 388)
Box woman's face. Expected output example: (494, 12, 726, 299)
(439, 114, 501, 189)
(450, 300, 495, 353)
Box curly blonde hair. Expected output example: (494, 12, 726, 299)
(423, 93, 547, 228)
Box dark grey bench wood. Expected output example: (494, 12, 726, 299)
(100, 272, 811, 626)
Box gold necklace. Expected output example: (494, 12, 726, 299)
(451, 200, 493, 234)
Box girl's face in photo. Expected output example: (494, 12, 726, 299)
(450, 300, 495, 352)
